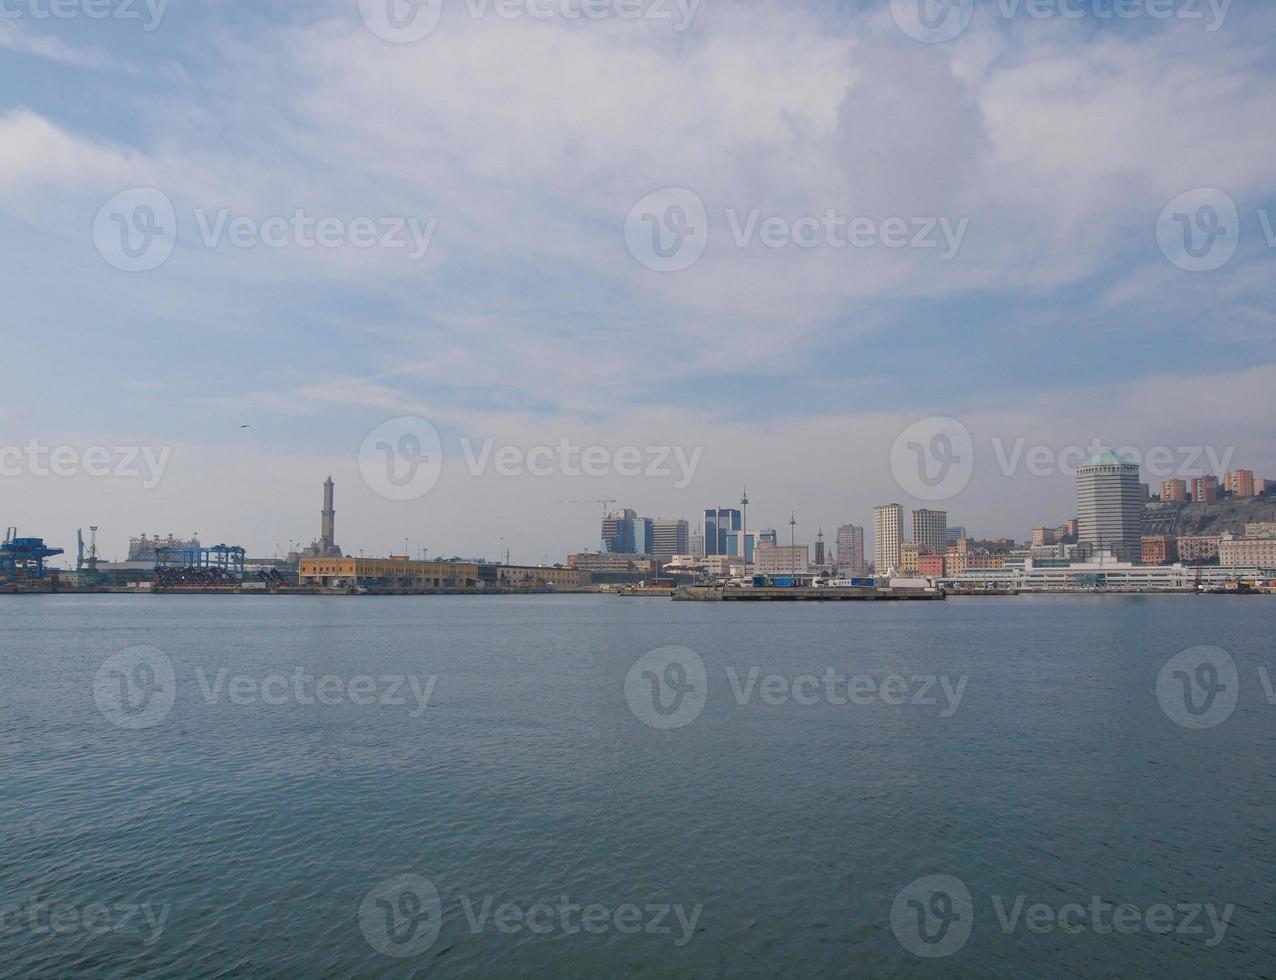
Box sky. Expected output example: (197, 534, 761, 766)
(1, 0, 1275, 564)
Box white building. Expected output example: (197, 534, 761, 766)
(1077, 450, 1143, 563)
(874, 504, 903, 574)
(940, 552, 1270, 592)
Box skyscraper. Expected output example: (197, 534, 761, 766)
(836, 524, 865, 572)
(873, 504, 903, 575)
(912, 509, 948, 556)
(650, 518, 690, 557)
(1076, 450, 1142, 562)
(602, 509, 638, 553)
(703, 507, 742, 556)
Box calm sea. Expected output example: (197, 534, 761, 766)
(1, 594, 1272, 977)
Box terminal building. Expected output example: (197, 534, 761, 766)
(299, 556, 479, 591)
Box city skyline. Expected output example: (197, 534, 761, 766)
(3, 2, 1276, 566)
(16, 439, 1276, 567)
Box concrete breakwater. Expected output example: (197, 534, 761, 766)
(673, 586, 945, 601)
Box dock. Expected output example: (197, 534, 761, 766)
(673, 586, 945, 601)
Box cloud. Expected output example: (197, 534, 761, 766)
(0, 19, 135, 71)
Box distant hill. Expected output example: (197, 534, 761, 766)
(1143, 496, 1276, 537)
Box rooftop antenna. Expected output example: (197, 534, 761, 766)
(789, 512, 798, 577)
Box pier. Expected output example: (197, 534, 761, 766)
(673, 585, 945, 601)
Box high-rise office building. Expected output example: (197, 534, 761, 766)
(650, 519, 690, 558)
(946, 526, 967, 543)
(814, 530, 825, 566)
(602, 509, 637, 553)
(835, 524, 865, 571)
(873, 504, 903, 575)
(1076, 450, 1143, 562)
(722, 531, 758, 563)
(629, 518, 654, 556)
(912, 509, 948, 556)
(703, 508, 742, 556)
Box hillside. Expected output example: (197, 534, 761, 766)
(1143, 497, 1276, 537)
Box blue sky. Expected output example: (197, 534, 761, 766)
(2, 0, 1275, 561)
